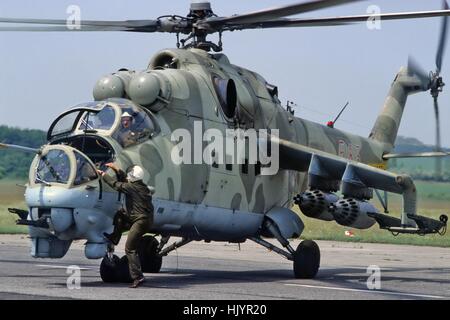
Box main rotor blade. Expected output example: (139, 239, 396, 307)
(0, 143, 39, 153)
(205, 0, 360, 26)
(383, 152, 450, 159)
(436, 0, 449, 73)
(0, 17, 159, 28)
(221, 9, 450, 30)
(0, 26, 132, 32)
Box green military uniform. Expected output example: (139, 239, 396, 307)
(103, 169, 154, 281)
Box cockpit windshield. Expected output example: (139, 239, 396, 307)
(78, 105, 116, 131)
(48, 99, 159, 148)
(33, 148, 99, 187)
(51, 112, 80, 137)
(36, 150, 71, 185)
(48, 102, 117, 140)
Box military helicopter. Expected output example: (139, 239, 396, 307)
(1, 0, 450, 282)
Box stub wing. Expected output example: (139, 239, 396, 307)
(266, 136, 447, 235)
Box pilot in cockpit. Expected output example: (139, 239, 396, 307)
(117, 111, 151, 148)
(117, 112, 138, 148)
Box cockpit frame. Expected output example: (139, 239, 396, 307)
(47, 99, 161, 149)
(29, 145, 99, 189)
(47, 102, 122, 141)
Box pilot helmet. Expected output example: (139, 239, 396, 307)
(121, 112, 133, 128)
(127, 165, 144, 182)
(121, 112, 133, 119)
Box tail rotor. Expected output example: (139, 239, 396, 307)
(407, 0, 449, 179)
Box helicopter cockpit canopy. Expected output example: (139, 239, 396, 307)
(47, 99, 159, 171)
(48, 99, 159, 149)
(48, 101, 117, 140)
(32, 146, 98, 188)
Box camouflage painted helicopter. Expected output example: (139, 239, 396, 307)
(1, 0, 450, 282)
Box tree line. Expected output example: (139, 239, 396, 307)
(0, 126, 46, 179)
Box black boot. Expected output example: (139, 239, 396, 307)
(103, 231, 121, 246)
(104, 210, 128, 245)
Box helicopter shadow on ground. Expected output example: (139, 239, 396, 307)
(59, 264, 450, 291)
(316, 266, 450, 286)
(57, 267, 296, 290)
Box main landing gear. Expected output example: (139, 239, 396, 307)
(100, 235, 192, 283)
(250, 220, 320, 279)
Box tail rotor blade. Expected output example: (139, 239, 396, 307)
(433, 97, 443, 177)
(433, 97, 442, 152)
(436, 0, 449, 73)
(408, 56, 431, 86)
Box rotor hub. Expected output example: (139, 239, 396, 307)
(430, 72, 445, 98)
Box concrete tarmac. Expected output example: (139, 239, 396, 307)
(0, 235, 449, 300)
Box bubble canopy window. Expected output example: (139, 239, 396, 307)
(48, 101, 117, 140)
(47, 99, 159, 146)
(32, 146, 98, 187)
(35, 149, 71, 185)
(112, 100, 158, 148)
(78, 105, 116, 131)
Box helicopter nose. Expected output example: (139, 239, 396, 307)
(24, 185, 119, 259)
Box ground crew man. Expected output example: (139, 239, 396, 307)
(98, 163, 154, 288)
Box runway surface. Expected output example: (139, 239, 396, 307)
(0, 235, 449, 300)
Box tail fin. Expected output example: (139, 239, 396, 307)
(369, 67, 429, 151)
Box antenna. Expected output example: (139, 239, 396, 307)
(327, 101, 349, 128)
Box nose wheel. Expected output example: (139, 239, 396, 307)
(99, 235, 163, 283)
(100, 254, 120, 283)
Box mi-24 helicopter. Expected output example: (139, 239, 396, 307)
(1, 0, 450, 282)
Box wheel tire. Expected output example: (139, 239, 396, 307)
(100, 254, 120, 283)
(293, 240, 320, 279)
(138, 235, 163, 273)
(117, 256, 133, 283)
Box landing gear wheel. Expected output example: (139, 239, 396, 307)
(138, 235, 163, 273)
(100, 254, 120, 283)
(117, 256, 133, 283)
(293, 240, 320, 279)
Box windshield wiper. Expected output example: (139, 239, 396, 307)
(41, 156, 62, 182)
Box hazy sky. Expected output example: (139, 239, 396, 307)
(0, 0, 449, 147)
